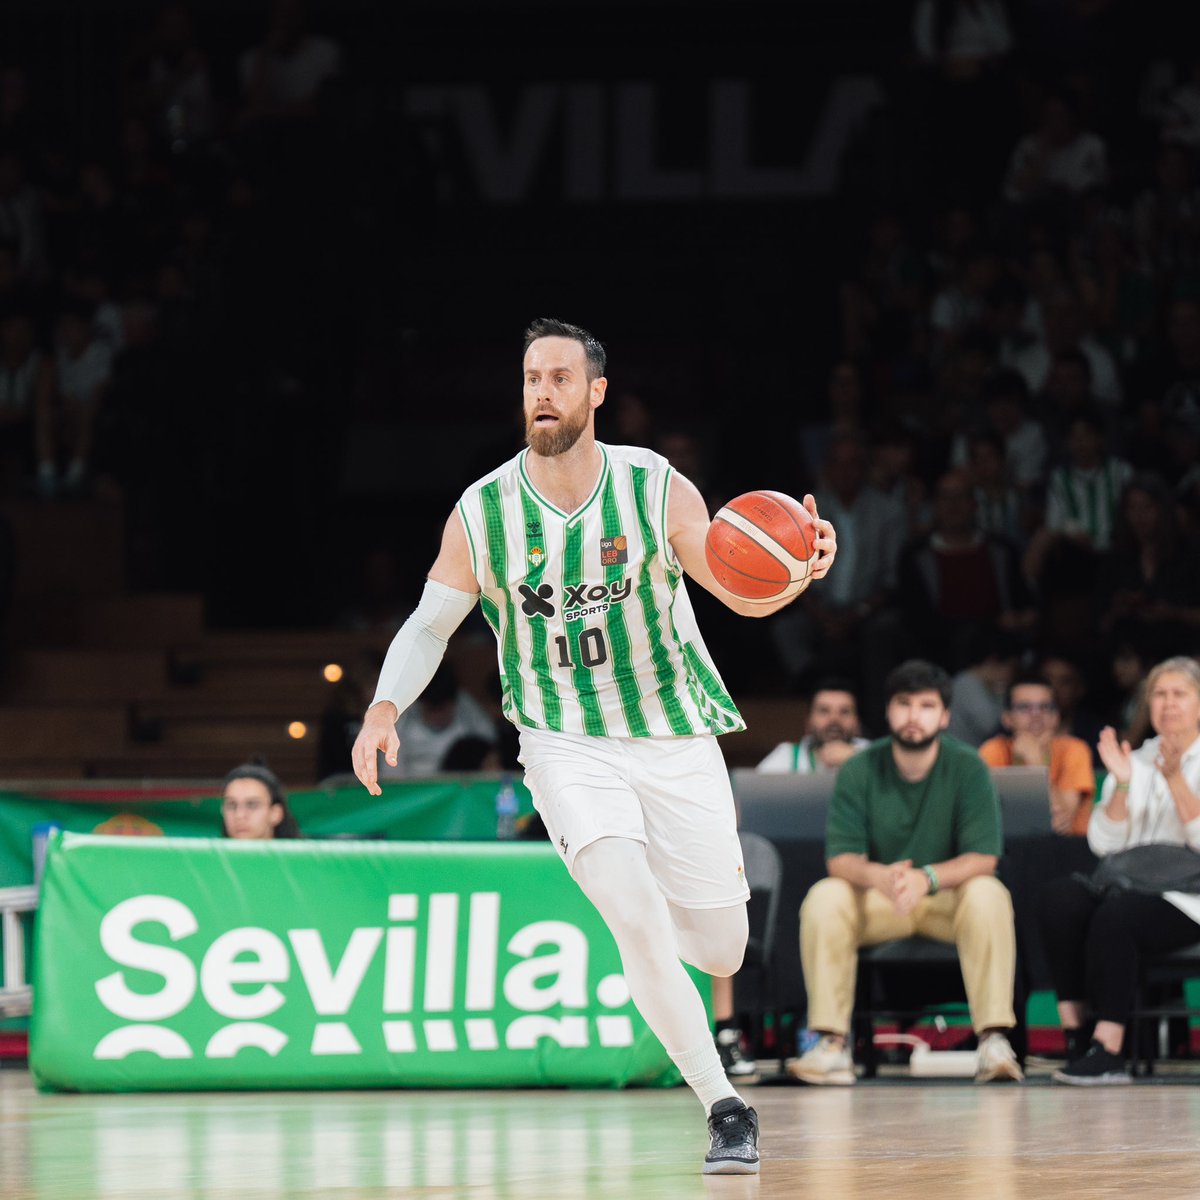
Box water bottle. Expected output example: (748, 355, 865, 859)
(32, 822, 62, 889)
(494, 775, 519, 840)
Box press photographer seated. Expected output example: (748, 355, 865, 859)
(1039, 656, 1200, 1085)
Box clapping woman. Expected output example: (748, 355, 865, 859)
(1038, 656, 1200, 1084)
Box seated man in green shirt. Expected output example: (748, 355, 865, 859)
(789, 658, 1022, 1085)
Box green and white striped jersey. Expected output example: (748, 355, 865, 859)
(456, 442, 745, 739)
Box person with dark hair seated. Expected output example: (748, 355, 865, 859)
(1039, 656, 1200, 1085)
(978, 673, 1095, 834)
(756, 678, 870, 775)
(221, 762, 301, 839)
(791, 659, 1021, 1085)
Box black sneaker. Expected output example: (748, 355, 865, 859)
(703, 1097, 760, 1175)
(1063, 1024, 1094, 1064)
(716, 1027, 760, 1079)
(1051, 1041, 1132, 1086)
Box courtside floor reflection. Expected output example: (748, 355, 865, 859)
(4, 1071, 1200, 1199)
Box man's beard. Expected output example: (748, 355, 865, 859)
(890, 728, 940, 752)
(814, 723, 851, 745)
(526, 404, 588, 457)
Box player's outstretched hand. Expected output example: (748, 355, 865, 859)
(803, 494, 837, 581)
(352, 701, 400, 796)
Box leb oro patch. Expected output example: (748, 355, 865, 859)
(600, 535, 628, 566)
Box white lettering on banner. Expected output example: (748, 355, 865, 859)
(95, 895, 198, 1021)
(200, 927, 288, 1019)
(91, 891, 635, 1060)
(94, 1024, 192, 1059)
(423, 894, 458, 1012)
(312, 1022, 362, 1055)
(507, 1015, 588, 1049)
(404, 77, 886, 202)
(384, 892, 418, 1013)
(289, 928, 384, 1015)
(504, 922, 588, 1010)
(465, 892, 499, 1011)
(205, 1022, 288, 1058)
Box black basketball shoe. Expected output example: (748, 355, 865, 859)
(1052, 1041, 1132, 1086)
(703, 1097, 760, 1175)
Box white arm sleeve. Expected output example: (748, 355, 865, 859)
(370, 579, 479, 716)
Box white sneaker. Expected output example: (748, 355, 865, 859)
(976, 1032, 1024, 1083)
(786, 1035, 856, 1086)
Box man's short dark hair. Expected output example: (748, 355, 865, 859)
(883, 659, 952, 707)
(809, 677, 860, 705)
(1004, 673, 1056, 709)
(523, 317, 606, 382)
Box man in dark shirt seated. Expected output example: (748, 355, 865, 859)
(789, 659, 1022, 1085)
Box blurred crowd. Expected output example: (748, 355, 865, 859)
(1, 0, 1198, 719)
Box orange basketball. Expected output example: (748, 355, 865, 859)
(705, 490, 817, 602)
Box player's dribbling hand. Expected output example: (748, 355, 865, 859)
(802, 494, 837, 580)
(352, 701, 401, 796)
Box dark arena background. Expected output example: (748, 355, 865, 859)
(3, 1, 1200, 1196)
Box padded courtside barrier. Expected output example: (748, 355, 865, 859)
(31, 833, 699, 1093)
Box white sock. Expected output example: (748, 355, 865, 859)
(672, 1042, 741, 1115)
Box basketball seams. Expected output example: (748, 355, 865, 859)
(754, 490, 815, 559)
(710, 509, 811, 578)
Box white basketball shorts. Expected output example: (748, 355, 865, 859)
(517, 727, 751, 910)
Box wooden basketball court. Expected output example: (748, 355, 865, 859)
(4, 1066, 1200, 1198)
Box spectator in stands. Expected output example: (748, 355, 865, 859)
(945, 630, 1018, 746)
(1109, 640, 1150, 746)
(898, 469, 1036, 670)
(1032, 410, 1132, 568)
(791, 659, 1022, 1085)
(378, 661, 497, 779)
(1039, 656, 1200, 1085)
(1014, 291, 1122, 409)
(757, 680, 871, 775)
(953, 367, 1047, 493)
(1131, 145, 1200, 281)
(237, 0, 342, 127)
(1002, 91, 1108, 205)
(0, 146, 47, 283)
(798, 361, 866, 483)
(0, 310, 52, 493)
(867, 425, 930, 539)
(1159, 54, 1200, 149)
(770, 432, 905, 724)
(42, 298, 112, 497)
(929, 249, 1001, 368)
(221, 763, 301, 839)
(1040, 653, 1106, 764)
(1098, 473, 1200, 659)
(1143, 297, 1200, 418)
(978, 674, 1095, 834)
(966, 430, 1026, 546)
(142, 2, 216, 149)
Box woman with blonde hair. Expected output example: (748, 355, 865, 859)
(1039, 656, 1200, 1084)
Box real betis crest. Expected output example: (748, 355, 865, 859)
(529, 546, 545, 567)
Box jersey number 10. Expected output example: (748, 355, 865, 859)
(554, 627, 608, 669)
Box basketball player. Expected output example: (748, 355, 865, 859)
(351, 318, 837, 1175)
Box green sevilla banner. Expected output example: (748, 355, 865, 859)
(31, 833, 703, 1092)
